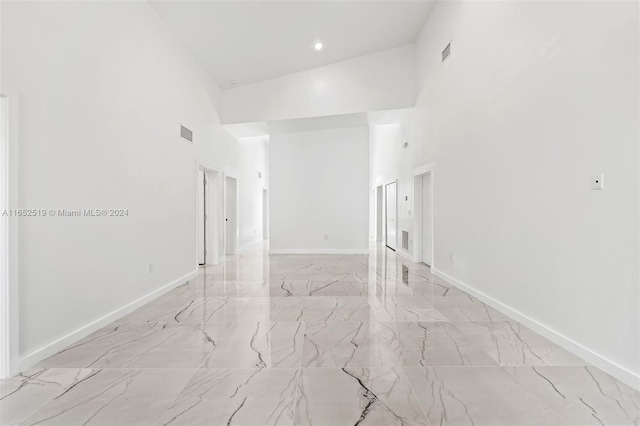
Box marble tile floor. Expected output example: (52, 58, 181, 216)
(2, 244, 639, 425)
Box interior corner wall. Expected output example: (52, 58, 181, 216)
(396, 0, 638, 386)
(1, 1, 266, 369)
(270, 127, 369, 253)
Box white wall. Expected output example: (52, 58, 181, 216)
(222, 45, 416, 124)
(236, 136, 269, 250)
(270, 127, 369, 253)
(1, 1, 267, 369)
(370, 122, 421, 258)
(371, 1, 639, 387)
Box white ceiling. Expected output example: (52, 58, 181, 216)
(149, 1, 436, 89)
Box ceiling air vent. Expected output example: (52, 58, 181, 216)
(180, 125, 193, 143)
(442, 42, 451, 62)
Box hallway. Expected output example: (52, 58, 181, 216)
(1, 244, 638, 425)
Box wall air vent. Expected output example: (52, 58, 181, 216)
(402, 230, 409, 250)
(442, 42, 451, 62)
(180, 125, 193, 143)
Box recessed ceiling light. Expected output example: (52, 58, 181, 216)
(314, 41, 324, 51)
(230, 80, 237, 85)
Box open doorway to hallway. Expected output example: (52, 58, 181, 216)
(225, 176, 238, 255)
(198, 170, 206, 265)
(197, 167, 220, 266)
(385, 181, 397, 251)
(0, 95, 8, 379)
(413, 169, 433, 267)
(376, 185, 383, 243)
(262, 188, 268, 240)
(0, 94, 17, 379)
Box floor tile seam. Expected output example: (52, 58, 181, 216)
(498, 365, 574, 426)
(402, 365, 572, 426)
(16, 367, 200, 426)
(397, 365, 435, 426)
(388, 365, 583, 369)
(36, 367, 204, 371)
(450, 323, 592, 367)
(290, 365, 303, 426)
(151, 367, 202, 426)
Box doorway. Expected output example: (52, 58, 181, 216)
(225, 176, 238, 255)
(421, 173, 433, 266)
(385, 181, 397, 251)
(413, 169, 433, 267)
(262, 189, 269, 240)
(0, 94, 18, 378)
(197, 167, 219, 265)
(198, 170, 206, 265)
(376, 185, 383, 242)
(0, 95, 8, 378)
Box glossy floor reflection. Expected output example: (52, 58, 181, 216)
(3, 243, 639, 425)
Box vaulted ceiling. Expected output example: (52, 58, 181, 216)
(149, 1, 436, 90)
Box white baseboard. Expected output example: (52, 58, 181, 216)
(270, 248, 369, 255)
(19, 269, 199, 371)
(431, 267, 640, 392)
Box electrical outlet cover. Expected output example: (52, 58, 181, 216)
(592, 173, 604, 190)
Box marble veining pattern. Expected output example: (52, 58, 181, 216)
(295, 367, 429, 425)
(157, 368, 300, 426)
(455, 321, 587, 366)
(375, 321, 498, 367)
(504, 365, 640, 425)
(405, 366, 569, 425)
(20, 368, 197, 426)
(4, 243, 637, 425)
(0, 368, 95, 425)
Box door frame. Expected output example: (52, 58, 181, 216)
(384, 180, 398, 251)
(262, 188, 269, 240)
(375, 185, 384, 242)
(413, 163, 436, 267)
(1, 94, 19, 378)
(224, 175, 238, 255)
(198, 169, 206, 265)
(196, 164, 220, 266)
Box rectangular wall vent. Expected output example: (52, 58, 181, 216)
(180, 125, 193, 143)
(402, 230, 409, 250)
(442, 42, 451, 62)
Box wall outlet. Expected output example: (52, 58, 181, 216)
(592, 173, 604, 190)
(324, 234, 329, 240)
(147, 263, 153, 273)
(449, 254, 454, 263)
(254, 229, 256, 234)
